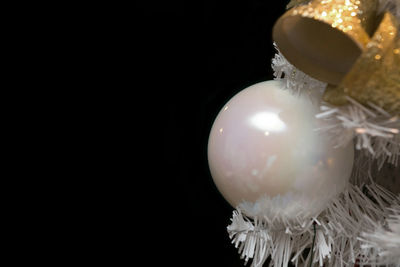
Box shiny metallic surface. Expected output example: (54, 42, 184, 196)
(208, 81, 354, 217)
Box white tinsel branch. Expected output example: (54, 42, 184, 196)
(271, 43, 326, 99)
(227, 182, 399, 267)
(316, 97, 400, 170)
(359, 198, 400, 266)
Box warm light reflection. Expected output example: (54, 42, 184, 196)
(249, 112, 286, 132)
(355, 128, 367, 134)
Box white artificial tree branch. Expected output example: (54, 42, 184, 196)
(227, 182, 400, 267)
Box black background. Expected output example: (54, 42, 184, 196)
(142, 1, 288, 266)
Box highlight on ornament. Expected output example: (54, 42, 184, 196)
(208, 80, 354, 218)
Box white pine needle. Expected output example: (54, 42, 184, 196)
(315, 97, 400, 172)
(271, 43, 326, 99)
(227, 182, 400, 267)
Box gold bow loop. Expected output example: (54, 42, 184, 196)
(323, 12, 400, 114)
(273, 0, 379, 85)
(274, 0, 400, 114)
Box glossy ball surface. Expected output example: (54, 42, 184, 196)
(207, 81, 354, 217)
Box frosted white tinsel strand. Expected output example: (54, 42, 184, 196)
(271, 43, 326, 99)
(227, 182, 399, 267)
(315, 97, 400, 170)
(359, 198, 400, 266)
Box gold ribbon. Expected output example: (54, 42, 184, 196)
(273, 0, 379, 85)
(289, 0, 377, 47)
(323, 12, 400, 114)
(274, 0, 400, 114)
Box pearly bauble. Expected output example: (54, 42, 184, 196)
(207, 81, 354, 218)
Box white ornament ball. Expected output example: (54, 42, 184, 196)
(208, 81, 354, 218)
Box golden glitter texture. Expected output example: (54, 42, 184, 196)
(291, 0, 377, 47)
(323, 12, 400, 114)
(273, 0, 379, 85)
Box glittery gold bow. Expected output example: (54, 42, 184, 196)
(323, 12, 400, 114)
(274, 0, 379, 85)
